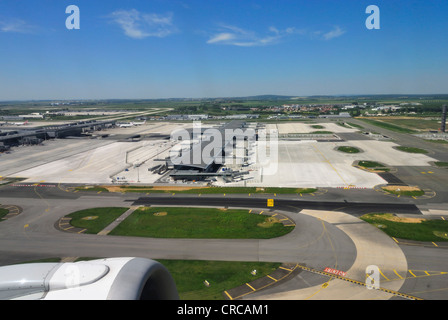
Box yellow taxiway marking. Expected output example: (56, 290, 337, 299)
(313, 145, 349, 186)
(279, 266, 293, 272)
(267, 275, 277, 282)
(246, 283, 256, 291)
(393, 269, 403, 279)
(379, 268, 390, 281)
(224, 291, 233, 300)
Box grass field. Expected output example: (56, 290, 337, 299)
(67, 207, 129, 234)
(110, 207, 294, 239)
(425, 139, 448, 144)
(381, 186, 425, 197)
(75, 186, 110, 193)
(358, 161, 386, 168)
(435, 162, 448, 167)
(395, 146, 428, 154)
(358, 118, 417, 133)
(156, 259, 282, 300)
(371, 118, 445, 132)
(361, 213, 448, 242)
(357, 161, 390, 172)
(0, 208, 9, 221)
(337, 146, 361, 153)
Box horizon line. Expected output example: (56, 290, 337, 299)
(2, 93, 448, 103)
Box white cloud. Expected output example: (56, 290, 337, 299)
(206, 25, 300, 47)
(207, 33, 236, 44)
(206, 23, 344, 47)
(323, 26, 346, 40)
(109, 9, 176, 39)
(0, 18, 36, 34)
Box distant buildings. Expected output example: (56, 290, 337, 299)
(319, 112, 351, 118)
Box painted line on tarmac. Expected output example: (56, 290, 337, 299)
(295, 264, 423, 300)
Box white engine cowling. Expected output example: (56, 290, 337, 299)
(0, 257, 179, 300)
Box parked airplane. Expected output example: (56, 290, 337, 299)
(1, 120, 29, 126)
(118, 120, 146, 128)
(12, 120, 29, 126)
(118, 122, 134, 128)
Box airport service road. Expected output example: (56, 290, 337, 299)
(1, 185, 448, 299)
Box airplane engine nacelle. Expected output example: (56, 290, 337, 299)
(0, 257, 179, 300)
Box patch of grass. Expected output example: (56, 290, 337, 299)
(381, 186, 425, 197)
(346, 122, 364, 129)
(337, 146, 361, 153)
(0, 208, 9, 221)
(110, 207, 294, 239)
(358, 161, 386, 168)
(357, 161, 390, 172)
(395, 146, 428, 154)
(310, 130, 333, 134)
(425, 139, 448, 144)
(75, 186, 109, 193)
(311, 125, 325, 129)
(156, 259, 282, 300)
(361, 213, 448, 242)
(434, 162, 448, 167)
(358, 118, 417, 134)
(67, 207, 129, 234)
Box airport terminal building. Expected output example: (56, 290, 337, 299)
(167, 120, 256, 180)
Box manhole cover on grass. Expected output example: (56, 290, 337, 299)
(82, 216, 99, 220)
(257, 217, 280, 228)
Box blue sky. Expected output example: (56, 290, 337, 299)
(0, 0, 447, 100)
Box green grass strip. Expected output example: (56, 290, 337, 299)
(358, 118, 417, 134)
(109, 207, 294, 239)
(395, 146, 428, 154)
(361, 213, 448, 242)
(67, 207, 129, 234)
(0, 208, 9, 221)
(156, 259, 282, 300)
(337, 146, 361, 153)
